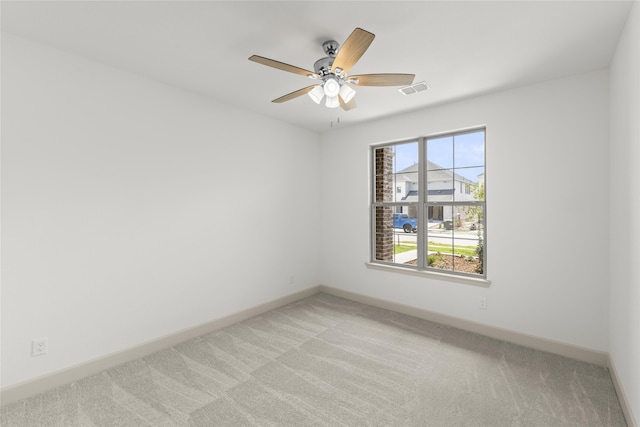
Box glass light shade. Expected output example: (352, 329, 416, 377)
(308, 85, 324, 104)
(339, 84, 356, 103)
(323, 78, 340, 97)
(325, 95, 340, 108)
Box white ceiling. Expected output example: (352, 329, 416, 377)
(1, 1, 633, 133)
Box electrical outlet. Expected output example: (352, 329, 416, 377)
(32, 338, 48, 357)
(479, 296, 487, 310)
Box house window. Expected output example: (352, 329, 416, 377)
(371, 128, 486, 279)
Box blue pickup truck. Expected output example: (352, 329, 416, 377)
(393, 213, 417, 233)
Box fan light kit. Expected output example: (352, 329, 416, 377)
(249, 28, 415, 111)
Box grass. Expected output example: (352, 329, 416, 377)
(394, 243, 417, 254)
(427, 242, 477, 257)
(394, 242, 479, 257)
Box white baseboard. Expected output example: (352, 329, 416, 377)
(319, 285, 609, 366)
(0, 285, 321, 406)
(608, 354, 638, 427)
(4, 283, 634, 427)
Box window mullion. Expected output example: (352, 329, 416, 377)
(417, 137, 426, 269)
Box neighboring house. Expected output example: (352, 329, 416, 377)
(394, 161, 478, 222)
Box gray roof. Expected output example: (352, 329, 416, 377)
(401, 190, 418, 201)
(397, 162, 476, 184)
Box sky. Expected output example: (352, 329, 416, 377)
(393, 130, 485, 182)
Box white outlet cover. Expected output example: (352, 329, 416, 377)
(32, 338, 48, 357)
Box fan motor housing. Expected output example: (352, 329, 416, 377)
(313, 57, 334, 76)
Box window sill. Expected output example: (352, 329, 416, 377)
(365, 262, 491, 287)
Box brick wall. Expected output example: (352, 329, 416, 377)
(374, 147, 394, 261)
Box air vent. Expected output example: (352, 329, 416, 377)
(399, 81, 429, 95)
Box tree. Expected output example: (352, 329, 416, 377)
(465, 182, 484, 222)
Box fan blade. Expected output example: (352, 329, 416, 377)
(249, 55, 319, 78)
(272, 85, 319, 103)
(339, 97, 357, 111)
(331, 28, 375, 75)
(349, 73, 415, 86)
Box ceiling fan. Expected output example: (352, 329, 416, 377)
(249, 28, 415, 110)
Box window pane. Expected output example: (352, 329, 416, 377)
(426, 204, 453, 273)
(453, 166, 484, 201)
(374, 146, 394, 202)
(391, 206, 418, 233)
(453, 204, 484, 275)
(391, 205, 418, 265)
(396, 172, 418, 202)
(374, 173, 394, 203)
(374, 206, 394, 261)
(374, 205, 418, 265)
(427, 204, 453, 244)
(427, 136, 453, 170)
(393, 142, 419, 201)
(426, 205, 484, 275)
(375, 142, 419, 202)
(427, 169, 454, 202)
(454, 131, 485, 168)
(392, 141, 418, 173)
(459, 204, 484, 231)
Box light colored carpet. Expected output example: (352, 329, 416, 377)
(1, 293, 627, 426)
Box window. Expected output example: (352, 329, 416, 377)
(371, 128, 486, 279)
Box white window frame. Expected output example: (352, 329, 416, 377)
(368, 128, 489, 285)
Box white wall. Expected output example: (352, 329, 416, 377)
(1, 34, 321, 388)
(609, 1, 640, 421)
(320, 69, 610, 352)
